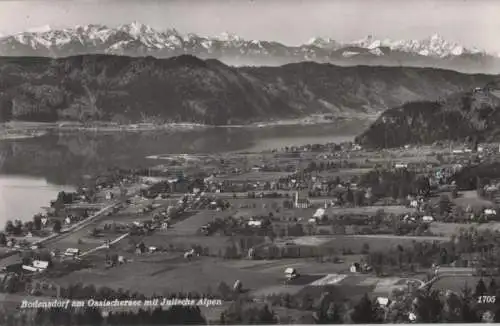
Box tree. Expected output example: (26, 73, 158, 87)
(350, 294, 381, 324)
(315, 293, 343, 324)
(414, 290, 443, 323)
(489, 278, 498, 295)
(13, 220, 23, 235)
(415, 176, 431, 196)
(438, 194, 452, 216)
(257, 305, 277, 324)
(474, 278, 487, 297)
(4, 220, 14, 235)
(33, 214, 43, 230)
(443, 292, 476, 323)
(52, 220, 62, 233)
(0, 233, 6, 246)
(344, 188, 354, 204)
(24, 221, 34, 233)
(217, 282, 232, 300)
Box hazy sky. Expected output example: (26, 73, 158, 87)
(0, 0, 499, 53)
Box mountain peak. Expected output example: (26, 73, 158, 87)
(306, 37, 340, 49)
(119, 21, 155, 35)
(0, 23, 496, 73)
(429, 33, 444, 41)
(26, 25, 53, 33)
(214, 32, 242, 42)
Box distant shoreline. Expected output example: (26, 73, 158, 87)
(0, 114, 375, 137)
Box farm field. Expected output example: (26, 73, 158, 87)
(316, 168, 373, 179)
(221, 257, 357, 275)
(293, 274, 425, 301)
(452, 191, 494, 209)
(166, 210, 235, 236)
(430, 222, 500, 237)
(433, 276, 485, 293)
(327, 206, 416, 215)
(214, 171, 292, 182)
(274, 235, 446, 253)
(143, 234, 241, 255)
(54, 256, 282, 296)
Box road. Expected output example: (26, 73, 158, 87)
(37, 200, 122, 246)
(351, 234, 450, 241)
(417, 268, 474, 290)
(79, 233, 130, 258)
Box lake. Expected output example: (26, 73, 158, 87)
(0, 175, 75, 226)
(0, 119, 369, 226)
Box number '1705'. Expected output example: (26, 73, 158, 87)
(477, 296, 496, 304)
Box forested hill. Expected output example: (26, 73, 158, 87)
(0, 54, 497, 125)
(355, 81, 500, 149)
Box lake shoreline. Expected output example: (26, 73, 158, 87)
(0, 114, 376, 137)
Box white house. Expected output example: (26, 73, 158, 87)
(294, 191, 311, 209)
(350, 263, 361, 273)
(284, 267, 298, 280)
(64, 248, 80, 258)
(377, 297, 390, 306)
(33, 260, 49, 270)
(22, 260, 50, 273)
(233, 280, 242, 292)
(313, 208, 326, 219)
(248, 220, 262, 227)
(484, 208, 497, 216)
(422, 215, 434, 222)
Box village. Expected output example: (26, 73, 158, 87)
(2, 139, 500, 323)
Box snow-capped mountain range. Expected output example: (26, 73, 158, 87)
(0, 22, 499, 73)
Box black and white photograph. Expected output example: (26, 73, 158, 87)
(0, 0, 500, 324)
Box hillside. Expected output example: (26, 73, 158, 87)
(0, 54, 497, 125)
(355, 81, 500, 149)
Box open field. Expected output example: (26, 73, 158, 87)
(327, 206, 416, 215)
(167, 210, 235, 236)
(430, 222, 500, 237)
(214, 171, 292, 182)
(316, 168, 373, 179)
(273, 235, 447, 253)
(452, 191, 494, 209)
(250, 284, 305, 297)
(433, 276, 485, 293)
(221, 256, 359, 275)
(141, 234, 238, 254)
(230, 198, 290, 209)
(293, 274, 426, 301)
(54, 256, 282, 295)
